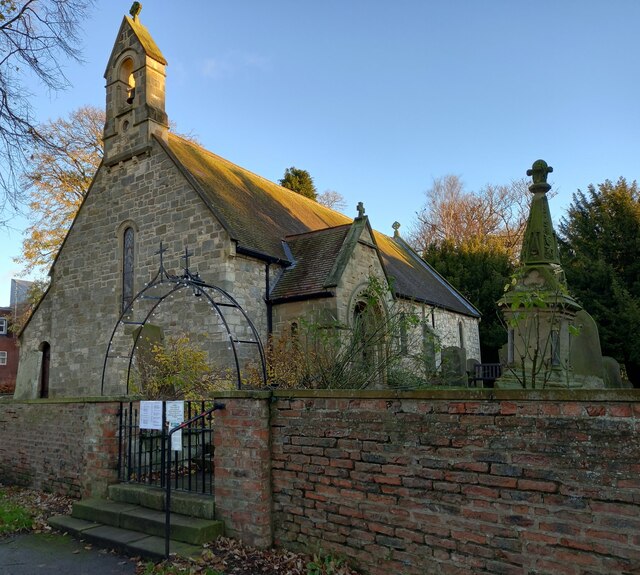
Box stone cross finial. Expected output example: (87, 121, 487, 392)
(155, 241, 167, 270)
(181, 246, 193, 273)
(392, 221, 401, 238)
(130, 1, 142, 19)
(356, 202, 365, 218)
(527, 159, 553, 185)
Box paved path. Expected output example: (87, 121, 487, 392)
(0, 532, 137, 575)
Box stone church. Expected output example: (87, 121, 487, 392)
(14, 9, 480, 398)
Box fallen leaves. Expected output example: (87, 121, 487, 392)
(135, 537, 362, 575)
(0, 483, 74, 535)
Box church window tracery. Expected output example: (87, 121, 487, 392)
(123, 227, 135, 311)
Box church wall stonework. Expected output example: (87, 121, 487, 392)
(16, 141, 268, 398)
(335, 236, 390, 325)
(104, 19, 168, 162)
(272, 298, 337, 337)
(432, 307, 481, 362)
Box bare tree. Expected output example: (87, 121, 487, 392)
(0, 0, 92, 221)
(408, 175, 531, 258)
(317, 189, 347, 212)
(15, 106, 103, 276)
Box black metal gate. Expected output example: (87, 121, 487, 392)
(118, 400, 221, 494)
(102, 243, 267, 396)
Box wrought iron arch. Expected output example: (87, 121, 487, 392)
(101, 243, 266, 395)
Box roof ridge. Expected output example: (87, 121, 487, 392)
(284, 223, 352, 241)
(391, 235, 481, 317)
(168, 133, 278, 189)
(168, 133, 345, 218)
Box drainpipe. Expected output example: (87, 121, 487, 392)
(265, 263, 273, 336)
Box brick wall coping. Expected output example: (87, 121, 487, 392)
(271, 388, 640, 402)
(0, 396, 129, 405)
(2, 389, 639, 405)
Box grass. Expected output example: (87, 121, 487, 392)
(0, 492, 33, 534)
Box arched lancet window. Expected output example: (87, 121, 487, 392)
(423, 323, 437, 372)
(353, 301, 369, 362)
(353, 299, 384, 365)
(399, 312, 408, 356)
(352, 296, 388, 387)
(458, 321, 465, 351)
(39, 342, 50, 398)
(120, 57, 136, 106)
(122, 227, 135, 311)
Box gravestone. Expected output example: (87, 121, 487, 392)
(602, 356, 626, 388)
(441, 346, 467, 386)
(570, 310, 605, 386)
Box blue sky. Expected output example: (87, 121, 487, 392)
(1, 0, 639, 305)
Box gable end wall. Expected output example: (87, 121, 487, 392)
(16, 140, 268, 398)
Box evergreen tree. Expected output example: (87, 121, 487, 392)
(559, 178, 640, 385)
(279, 167, 318, 200)
(424, 239, 514, 362)
(410, 175, 529, 361)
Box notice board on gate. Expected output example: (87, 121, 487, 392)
(139, 400, 185, 451)
(139, 400, 163, 430)
(166, 401, 184, 451)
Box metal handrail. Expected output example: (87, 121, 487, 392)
(164, 401, 226, 558)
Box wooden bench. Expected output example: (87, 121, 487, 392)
(469, 363, 502, 387)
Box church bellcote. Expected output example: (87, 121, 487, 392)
(103, 3, 168, 163)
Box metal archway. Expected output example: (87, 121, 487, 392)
(101, 243, 266, 396)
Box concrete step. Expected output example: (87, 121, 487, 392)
(48, 515, 202, 561)
(71, 497, 224, 545)
(108, 483, 215, 519)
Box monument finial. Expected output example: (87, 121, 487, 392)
(392, 221, 401, 238)
(130, 1, 142, 19)
(526, 159, 553, 186)
(356, 202, 366, 218)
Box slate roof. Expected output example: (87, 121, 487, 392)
(162, 134, 480, 318)
(163, 134, 349, 261)
(375, 233, 480, 317)
(269, 226, 352, 301)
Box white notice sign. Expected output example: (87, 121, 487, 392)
(139, 401, 163, 430)
(166, 400, 185, 451)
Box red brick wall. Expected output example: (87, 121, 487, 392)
(0, 330, 19, 393)
(0, 400, 120, 498)
(270, 390, 640, 575)
(213, 394, 273, 548)
(1, 391, 639, 575)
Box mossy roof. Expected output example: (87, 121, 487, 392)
(375, 233, 480, 316)
(165, 134, 350, 260)
(163, 134, 480, 317)
(126, 16, 167, 64)
(270, 225, 352, 301)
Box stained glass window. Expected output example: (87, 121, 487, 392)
(123, 227, 135, 311)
